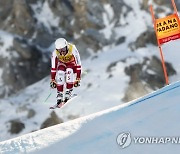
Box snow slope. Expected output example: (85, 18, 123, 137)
(1, 0, 180, 143)
(1, 81, 180, 154)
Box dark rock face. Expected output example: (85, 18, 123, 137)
(141, 0, 172, 11)
(115, 36, 126, 45)
(0, 0, 51, 97)
(12, 0, 35, 37)
(153, 0, 171, 6)
(40, 111, 63, 129)
(0, 0, 35, 37)
(129, 30, 157, 51)
(0, 1, 13, 26)
(1, 37, 50, 96)
(8, 119, 25, 134)
(123, 56, 176, 102)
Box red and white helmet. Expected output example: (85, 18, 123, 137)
(55, 38, 68, 49)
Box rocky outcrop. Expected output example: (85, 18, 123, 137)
(129, 30, 157, 51)
(141, 0, 174, 17)
(40, 111, 63, 129)
(16, 105, 36, 119)
(141, 0, 172, 10)
(123, 56, 176, 102)
(0, 0, 34, 37)
(8, 119, 25, 134)
(0, 0, 51, 96)
(1, 37, 50, 96)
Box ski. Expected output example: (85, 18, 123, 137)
(49, 94, 77, 109)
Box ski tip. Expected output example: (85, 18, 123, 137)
(49, 95, 77, 110)
(49, 103, 64, 109)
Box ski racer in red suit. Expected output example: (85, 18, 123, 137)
(50, 38, 81, 108)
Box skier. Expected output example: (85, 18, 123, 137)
(50, 38, 81, 108)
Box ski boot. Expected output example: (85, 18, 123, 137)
(56, 91, 64, 108)
(49, 92, 64, 109)
(64, 89, 73, 103)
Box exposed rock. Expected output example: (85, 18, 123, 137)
(28, 0, 38, 4)
(27, 109, 36, 119)
(0, 0, 13, 29)
(75, 35, 100, 55)
(82, 28, 108, 51)
(0, 55, 6, 68)
(87, 83, 92, 89)
(16, 105, 28, 113)
(16, 105, 36, 119)
(147, 55, 176, 79)
(109, 0, 132, 26)
(86, 1, 106, 29)
(40, 111, 63, 129)
(106, 61, 120, 73)
(115, 36, 126, 45)
(129, 30, 157, 51)
(8, 119, 25, 134)
(13, 38, 33, 59)
(67, 114, 79, 120)
(153, 0, 171, 6)
(140, 0, 149, 10)
(4, 0, 35, 37)
(141, 0, 171, 11)
(123, 81, 150, 102)
(1, 37, 50, 96)
(155, 7, 167, 14)
(123, 56, 176, 102)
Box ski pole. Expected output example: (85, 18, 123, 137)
(44, 89, 53, 103)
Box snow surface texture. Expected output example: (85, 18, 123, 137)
(0, 0, 180, 144)
(0, 81, 180, 154)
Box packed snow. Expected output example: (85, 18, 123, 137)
(1, 81, 180, 154)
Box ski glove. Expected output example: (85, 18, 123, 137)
(50, 80, 57, 89)
(74, 79, 80, 87)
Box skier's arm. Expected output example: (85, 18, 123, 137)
(51, 50, 58, 80)
(72, 45, 81, 80)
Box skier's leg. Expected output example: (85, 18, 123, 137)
(65, 67, 74, 102)
(56, 65, 66, 104)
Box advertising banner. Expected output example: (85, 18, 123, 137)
(155, 14, 180, 45)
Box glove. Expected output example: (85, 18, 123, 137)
(50, 80, 57, 89)
(74, 79, 80, 87)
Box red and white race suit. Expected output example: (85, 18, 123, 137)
(51, 43, 81, 92)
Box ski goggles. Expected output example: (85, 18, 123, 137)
(56, 46, 68, 53)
